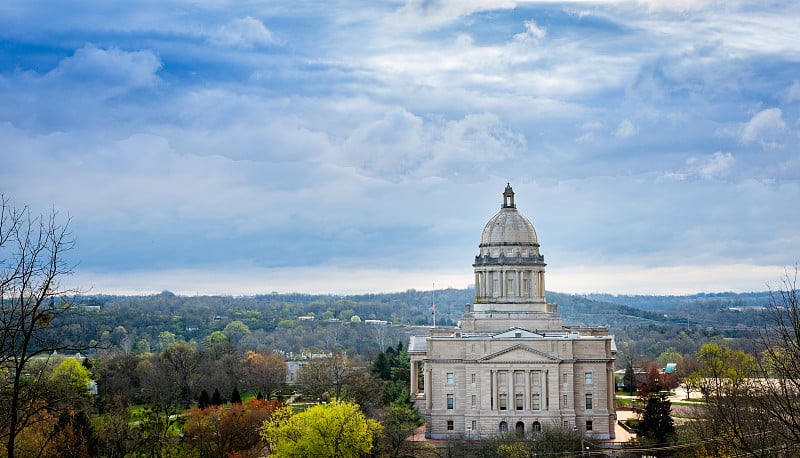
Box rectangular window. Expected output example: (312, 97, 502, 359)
(471, 373, 476, 384)
(515, 393, 524, 410)
(447, 420, 454, 431)
(586, 420, 593, 431)
(470, 343, 476, 353)
(531, 393, 540, 410)
(471, 394, 476, 409)
(471, 420, 477, 431)
(499, 393, 508, 410)
(447, 372, 454, 384)
(514, 371, 524, 386)
(447, 394, 454, 410)
(585, 372, 593, 384)
(564, 421, 570, 428)
(507, 278, 513, 295)
(563, 394, 568, 409)
(585, 393, 593, 410)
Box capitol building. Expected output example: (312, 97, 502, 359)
(409, 184, 617, 440)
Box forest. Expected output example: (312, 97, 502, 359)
(57, 286, 772, 366)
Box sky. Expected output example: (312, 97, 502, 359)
(1, 1, 798, 297)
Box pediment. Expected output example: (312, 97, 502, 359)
(478, 343, 559, 363)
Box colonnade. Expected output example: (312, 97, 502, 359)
(475, 269, 544, 299)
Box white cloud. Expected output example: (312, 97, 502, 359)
(340, 110, 524, 180)
(549, 263, 786, 295)
(514, 19, 547, 42)
(47, 44, 161, 90)
(393, 0, 516, 29)
(688, 152, 735, 179)
(786, 81, 800, 103)
(208, 17, 277, 48)
(614, 119, 637, 138)
(662, 152, 735, 181)
(740, 108, 785, 145)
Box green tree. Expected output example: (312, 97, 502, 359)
(637, 392, 676, 445)
(222, 320, 251, 345)
(49, 358, 92, 397)
(376, 403, 423, 458)
(261, 399, 382, 458)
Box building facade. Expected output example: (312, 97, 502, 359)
(409, 184, 616, 440)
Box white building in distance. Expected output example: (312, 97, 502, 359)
(409, 184, 617, 440)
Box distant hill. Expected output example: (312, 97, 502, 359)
(584, 292, 773, 312)
(63, 287, 769, 362)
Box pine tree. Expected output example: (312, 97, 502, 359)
(199, 390, 210, 409)
(638, 393, 676, 444)
(231, 387, 242, 404)
(211, 388, 223, 406)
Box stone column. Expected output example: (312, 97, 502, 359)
(544, 370, 549, 410)
(410, 359, 417, 397)
(424, 367, 432, 410)
(490, 370, 495, 410)
(525, 369, 531, 410)
(508, 370, 514, 410)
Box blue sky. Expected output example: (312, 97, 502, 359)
(1, 1, 798, 296)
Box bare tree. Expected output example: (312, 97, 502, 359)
(753, 267, 800, 452)
(688, 269, 800, 457)
(0, 195, 85, 457)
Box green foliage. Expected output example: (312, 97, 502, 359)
(230, 387, 242, 404)
(637, 393, 676, 445)
(49, 358, 93, 397)
(261, 399, 382, 457)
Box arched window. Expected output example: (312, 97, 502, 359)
(515, 421, 524, 436)
(499, 421, 508, 432)
(532, 421, 541, 432)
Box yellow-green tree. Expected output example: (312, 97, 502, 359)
(49, 358, 92, 397)
(261, 399, 382, 457)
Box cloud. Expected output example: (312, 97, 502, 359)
(514, 19, 547, 42)
(662, 152, 735, 181)
(207, 17, 277, 48)
(614, 119, 637, 138)
(340, 110, 524, 180)
(689, 152, 735, 179)
(785, 81, 800, 103)
(47, 44, 161, 90)
(740, 108, 785, 145)
(393, 0, 516, 29)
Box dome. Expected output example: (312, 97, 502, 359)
(479, 184, 538, 247)
(480, 208, 538, 246)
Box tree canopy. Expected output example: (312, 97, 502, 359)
(261, 399, 382, 458)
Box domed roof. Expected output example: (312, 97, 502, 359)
(480, 184, 538, 246)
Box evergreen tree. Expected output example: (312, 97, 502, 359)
(231, 387, 242, 404)
(211, 388, 223, 406)
(371, 352, 392, 380)
(638, 393, 676, 444)
(199, 390, 210, 409)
